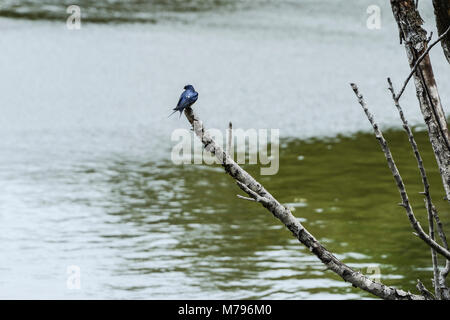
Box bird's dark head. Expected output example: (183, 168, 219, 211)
(184, 84, 194, 91)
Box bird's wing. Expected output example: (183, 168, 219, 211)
(184, 91, 198, 103)
(177, 96, 189, 109)
(175, 96, 184, 110)
(175, 90, 198, 110)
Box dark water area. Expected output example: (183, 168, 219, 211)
(2, 0, 251, 23)
(0, 0, 449, 299)
(1, 126, 449, 299)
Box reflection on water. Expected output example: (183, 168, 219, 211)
(0, 0, 253, 23)
(1, 127, 449, 299)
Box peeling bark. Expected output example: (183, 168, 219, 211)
(390, 0, 450, 201)
(432, 0, 450, 63)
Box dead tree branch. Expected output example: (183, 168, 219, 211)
(426, 200, 441, 299)
(227, 122, 233, 155)
(431, 204, 450, 299)
(387, 77, 444, 298)
(390, 0, 450, 201)
(350, 83, 450, 261)
(432, 0, 450, 63)
(396, 26, 450, 100)
(416, 279, 435, 300)
(182, 106, 424, 300)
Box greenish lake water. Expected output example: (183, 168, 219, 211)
(0, 0, 449, 299)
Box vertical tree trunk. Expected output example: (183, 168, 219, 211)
(432, 0, 450, 63)
(390, 0, 450, 200)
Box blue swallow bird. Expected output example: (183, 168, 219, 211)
(169, 84, 199, 118)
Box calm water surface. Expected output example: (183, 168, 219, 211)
(0, 0, 449, 299)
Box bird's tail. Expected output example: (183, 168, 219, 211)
(168, 108, 178, 118)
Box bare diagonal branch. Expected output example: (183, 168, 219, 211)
(182, 106, 424, 300)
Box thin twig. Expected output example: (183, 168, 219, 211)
(387, 78, 433, 209)
(236, 181, 270, 204)
(417, 279, 435, 300)
(431, 204, 450, 297)
(227, 122, 233, 156)
(351, 83, 450, 261)
(387, 77, 441, 298)
(236, 195, 256, 202)
(431, 205, 449, 252)
(396, 26, 450, 101)
(426, 200, 441, 299)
